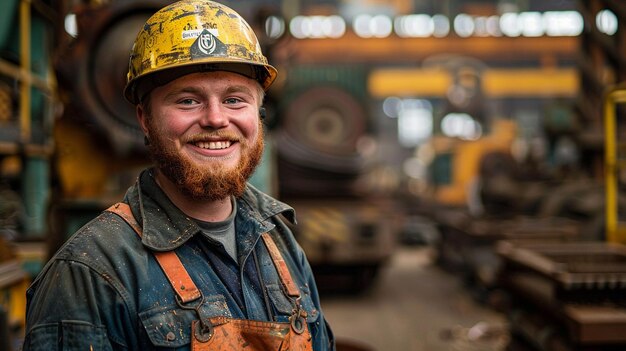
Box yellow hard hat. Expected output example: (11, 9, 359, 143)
(124, 0, 277, 104)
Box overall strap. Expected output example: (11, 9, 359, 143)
(260, 232, 301, 298)
(106, 202, 201, 303)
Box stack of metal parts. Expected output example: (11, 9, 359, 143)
(497, 241, 626, 351)
(434, 209, 581, 295)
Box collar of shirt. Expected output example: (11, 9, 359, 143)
(123, 168, 296, 256)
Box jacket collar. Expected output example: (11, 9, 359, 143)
(125, 169, 295, 253)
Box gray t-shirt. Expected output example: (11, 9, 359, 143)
(195, 197, 237, 262)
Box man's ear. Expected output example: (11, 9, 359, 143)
(136, 104, 149, 136)
(259, 106, 266, 120)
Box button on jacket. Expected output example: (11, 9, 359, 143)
(23, 169, 335, 350)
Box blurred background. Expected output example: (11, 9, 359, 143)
(1, 0, 626, 350)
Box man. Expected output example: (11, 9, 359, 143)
(23, 1, 335, 350)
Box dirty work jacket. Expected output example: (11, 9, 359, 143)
(23, 169, 335, 350)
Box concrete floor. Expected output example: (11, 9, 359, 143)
(320, 246, 509, 351)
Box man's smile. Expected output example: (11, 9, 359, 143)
(194, 140, 232, 150)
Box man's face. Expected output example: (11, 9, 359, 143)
(138, 71, 264, 201)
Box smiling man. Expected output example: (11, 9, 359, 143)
(22, 1, 335, 350)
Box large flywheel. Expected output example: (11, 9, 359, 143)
(56, 1, 167, 154)
(276, 85, 370, 197)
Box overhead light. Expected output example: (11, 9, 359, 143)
(64, 13, 78, 38)
(454, 14, 475, 37)
(265, 15, 285, 39)
(596, 9, 618, 36)
(289, 11, 584, 40)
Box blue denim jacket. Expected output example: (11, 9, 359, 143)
(23, 169, 335, 350)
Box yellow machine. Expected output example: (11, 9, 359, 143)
(431, 119, 518, 206)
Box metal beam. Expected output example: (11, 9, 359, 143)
(368, 67, 579, 98)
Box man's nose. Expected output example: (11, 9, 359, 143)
(199, 103, 229, 128)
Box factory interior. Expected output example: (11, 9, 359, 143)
(2, 0, 626, 350)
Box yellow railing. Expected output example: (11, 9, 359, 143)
(603, 84, 626, 243)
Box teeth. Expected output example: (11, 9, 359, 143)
(196, 141, 231, 150)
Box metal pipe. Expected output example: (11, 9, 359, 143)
(19, 0, 32, 143)
(603, 85, 626, 243)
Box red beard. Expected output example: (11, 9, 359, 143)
(146, 121, 264, 201)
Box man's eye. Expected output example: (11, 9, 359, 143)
(179, 98, 197, 105)
(224, 97, 242, 104)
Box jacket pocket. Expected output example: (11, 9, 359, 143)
(139, 294, 231, 348)
(266, 284, 320, 323)
(24, 321, 112, 351)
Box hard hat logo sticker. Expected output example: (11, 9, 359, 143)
(190, 29, 227, 58)
(199, 32, 216, 55)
